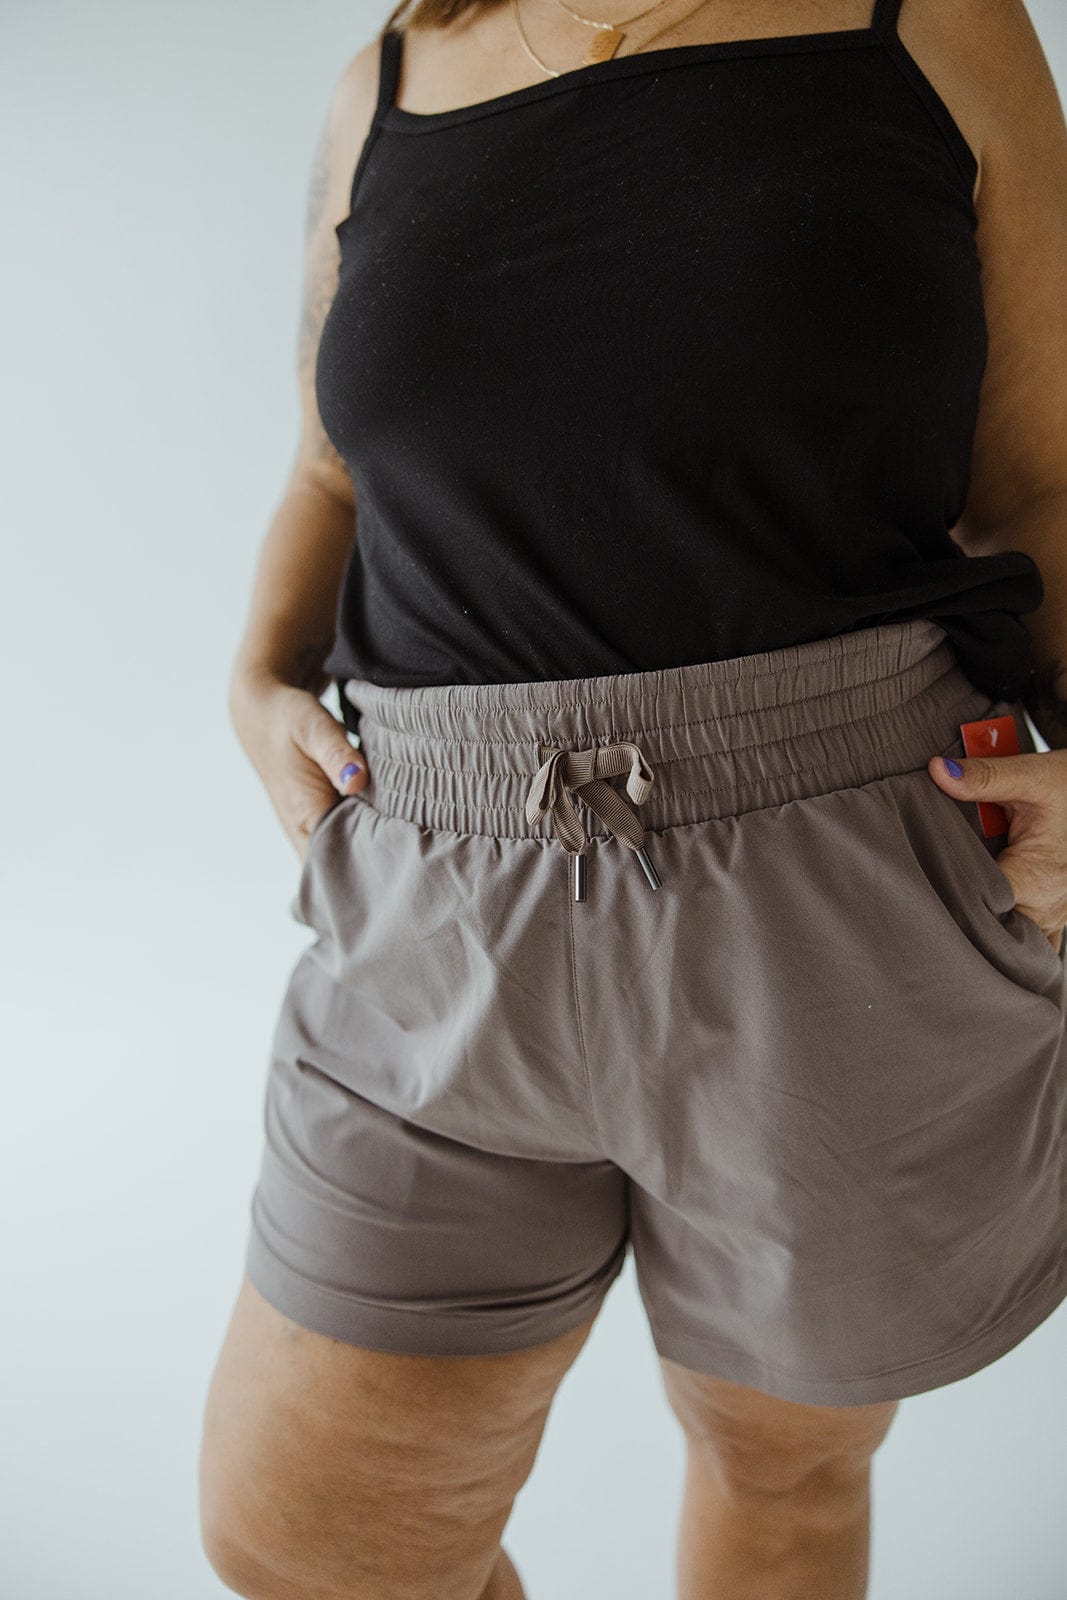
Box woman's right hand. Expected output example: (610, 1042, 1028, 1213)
(228, 672, 370, 863)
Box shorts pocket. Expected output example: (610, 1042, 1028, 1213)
(290, 792, 366, 930)
(927, 774, 1065, 966)
(889, 765, 1064, 1006)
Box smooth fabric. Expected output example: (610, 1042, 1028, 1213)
(315, 0, 1044, 724)
(244, 618, 1067, 1405)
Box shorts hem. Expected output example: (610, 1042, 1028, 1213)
(243, 1223, 628, 1358)
(647, 1253, 1067, 1407)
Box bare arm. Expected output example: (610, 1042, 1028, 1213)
(941, 0, 1067, 746)
(228, 38, 381, 712)
(226, 40, 383, 851)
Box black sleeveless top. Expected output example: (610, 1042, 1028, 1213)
(316, 0, 1044, 728)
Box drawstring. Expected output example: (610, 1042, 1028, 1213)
(523, 739, 663, 902)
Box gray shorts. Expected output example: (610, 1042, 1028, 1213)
(243, 618, 1067, 1406)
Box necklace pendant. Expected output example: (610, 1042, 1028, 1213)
(583, 27, 625, 64)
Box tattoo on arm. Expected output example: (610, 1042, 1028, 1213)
(1022, 655, 1067, 750)
(297, 109, 349, 478)
(304, 106, 334, 242)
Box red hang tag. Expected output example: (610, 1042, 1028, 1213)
(958, 715, 1020, 838)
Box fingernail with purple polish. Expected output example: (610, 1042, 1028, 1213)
(341, 761, 362, 783)
(944, 757, 964, 778)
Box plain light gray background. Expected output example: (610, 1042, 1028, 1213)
(3, 2, 1066, 1596)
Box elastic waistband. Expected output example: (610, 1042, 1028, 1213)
(342, 620, 1009, 847)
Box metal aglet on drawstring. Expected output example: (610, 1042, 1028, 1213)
(524, 739, 664, 904)
(570, 841, 659, 901)
(633, 845, 661, 890)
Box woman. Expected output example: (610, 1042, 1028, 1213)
(199, 0, 1067, 1595)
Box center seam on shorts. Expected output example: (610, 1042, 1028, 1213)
(566, 888, 606, 1148)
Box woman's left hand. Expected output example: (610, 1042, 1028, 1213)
(927, 747, 1067, 953)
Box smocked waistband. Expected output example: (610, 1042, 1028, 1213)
(342, 620, 1006, 849)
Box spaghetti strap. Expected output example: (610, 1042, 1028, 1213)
(376, 28, 404, 112)
(340, 29, 402, 216)
(869, 0, 904, 33)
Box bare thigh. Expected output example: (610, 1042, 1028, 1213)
(198, 1275, 597, 1600)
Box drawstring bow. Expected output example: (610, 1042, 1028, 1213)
(523, 739, 662, 900)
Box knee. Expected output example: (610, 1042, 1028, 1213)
(201, 1518, 365, 1600)
(199, 1524, 277, 1599)
(199, 1476, 503, 1600)
(703, 1407, 898, 1534)
(715, 1438, 881, 1522)
(199, 1435, 277, 1595)
(201, 1524, 503, 1600)
(662, 1364, 899, 1514)
(199, 1471, 335, 1598)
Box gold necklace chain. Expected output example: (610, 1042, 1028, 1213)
(552, 0, 674, 32)
(511, 0, 716, 75)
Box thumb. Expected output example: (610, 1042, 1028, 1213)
(307, 703, 369, 797)
(926, 750, 1047, 804)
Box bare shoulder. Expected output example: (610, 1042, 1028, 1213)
(898, 0, 1065, 203)
(331, 39, 389, 181)
(967, 0, 1067, 196)
(313, 36, 387, 236)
